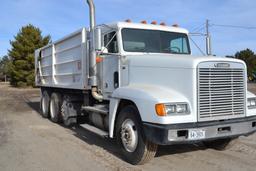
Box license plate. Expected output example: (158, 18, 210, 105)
(188, 129, 206, 140)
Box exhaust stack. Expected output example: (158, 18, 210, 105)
(86, 0, 103, 101)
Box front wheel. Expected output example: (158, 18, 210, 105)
(115, 105, 158, 165)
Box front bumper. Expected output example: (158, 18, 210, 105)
(143, 116, 256, 145)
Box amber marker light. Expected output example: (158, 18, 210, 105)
(96, 56, 103, 63)
(160, 22, 166, 26)
(151, 21, 157, 25)
(141, 20, 147, 24)
(155, 104, 167, 116)
(125, 19, 132, 23)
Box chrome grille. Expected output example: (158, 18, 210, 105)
(198, 68, 245, 121)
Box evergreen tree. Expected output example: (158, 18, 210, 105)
(8, 24, 51, 87)
(235, 49, 256, 78)
(0, 55, 10, 81)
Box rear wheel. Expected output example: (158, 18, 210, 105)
(41, 90, 50, 118)
(116, 105, 158, 165)
(49, 92, 62, 123)
(203, 138, 233, 150)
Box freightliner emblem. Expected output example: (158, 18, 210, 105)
(214, 63, 230, 68)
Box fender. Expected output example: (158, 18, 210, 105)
(247, 91, 256, 117)
(247, 91, 256, 98)
(108, 84, 191, 138)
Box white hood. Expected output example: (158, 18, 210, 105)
(121, 53, 248, 124)
(126, 54, 245, 69)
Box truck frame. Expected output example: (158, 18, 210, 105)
(35, 0, 256, 165)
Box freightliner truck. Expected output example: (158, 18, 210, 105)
(35, 0, 256, 165)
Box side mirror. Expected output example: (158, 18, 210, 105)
(101, 47, 108, 54)
(94, 27, 102, 51)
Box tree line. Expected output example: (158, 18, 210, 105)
(226, 49, 256, 81)
(0, 24, 256, 86)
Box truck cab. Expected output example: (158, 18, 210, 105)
(96, 21, 256, 162)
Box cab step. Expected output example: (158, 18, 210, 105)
(80, 123, 109, 137)
(81, 105, 108, 115)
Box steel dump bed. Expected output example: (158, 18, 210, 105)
(35, 28, 89, 90)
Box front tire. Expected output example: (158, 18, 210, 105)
(115, 105, 158, 165)
(49, 92, 62, 123)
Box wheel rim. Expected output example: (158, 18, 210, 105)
(50, 98, 56, 119)
(121, 119, 138, 153)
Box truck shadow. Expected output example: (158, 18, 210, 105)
(24, 97, 206, 160)
(23, 96, 41, 114)
(24, 97, 124, 158)
(26, 101, 41, 113)
(70, 124, 207, 159)
(156, 144, 206, 157)
(71, 125, 124, 158)
(69, 124, 206, 159)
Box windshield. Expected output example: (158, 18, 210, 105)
(122, 28, 191, 54)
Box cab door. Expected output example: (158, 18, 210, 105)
(98, 31, 119, 95)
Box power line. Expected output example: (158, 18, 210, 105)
(190, 20, 212, 56)
(194, 26, 205, 33)
(189, 20, 256, 56)
(192, 25, 205, 33)
(211, 24, 256, 30)
(189, 36, 206, 56)
(192, 23, 205, 32)
(190, 26, 206, 36)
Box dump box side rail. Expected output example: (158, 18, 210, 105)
(35, 28, 89, 90)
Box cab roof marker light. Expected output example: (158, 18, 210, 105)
(151, 21, 157, 25)
(125, 19, 132, 23)
(141, 20, 147, 24)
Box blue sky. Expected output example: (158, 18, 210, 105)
(0, 0, 256, 57)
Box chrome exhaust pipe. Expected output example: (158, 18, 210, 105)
(86, 0, 103, 101)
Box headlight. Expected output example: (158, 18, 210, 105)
(248, 98, 256, 109)
(155, 103, 190, 116)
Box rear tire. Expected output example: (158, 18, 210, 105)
(115, 105, 158, 165)
(49, 92, 62, 123)
(41, 90, 50, 118)
(203, 138, 233, 150)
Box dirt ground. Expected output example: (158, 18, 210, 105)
(0, 82, 256, 171)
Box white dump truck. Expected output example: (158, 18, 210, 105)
(35, 0, 256, 165)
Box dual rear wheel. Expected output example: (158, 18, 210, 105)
(41, 91, 50, 118)
(40, 90, 62, 123)
(49, 93, 62, 123)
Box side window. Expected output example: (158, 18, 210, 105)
(170, 37, 189, 54)
(104, 32, 118, 53)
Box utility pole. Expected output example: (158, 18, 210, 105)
(206, 19, 212, 56)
